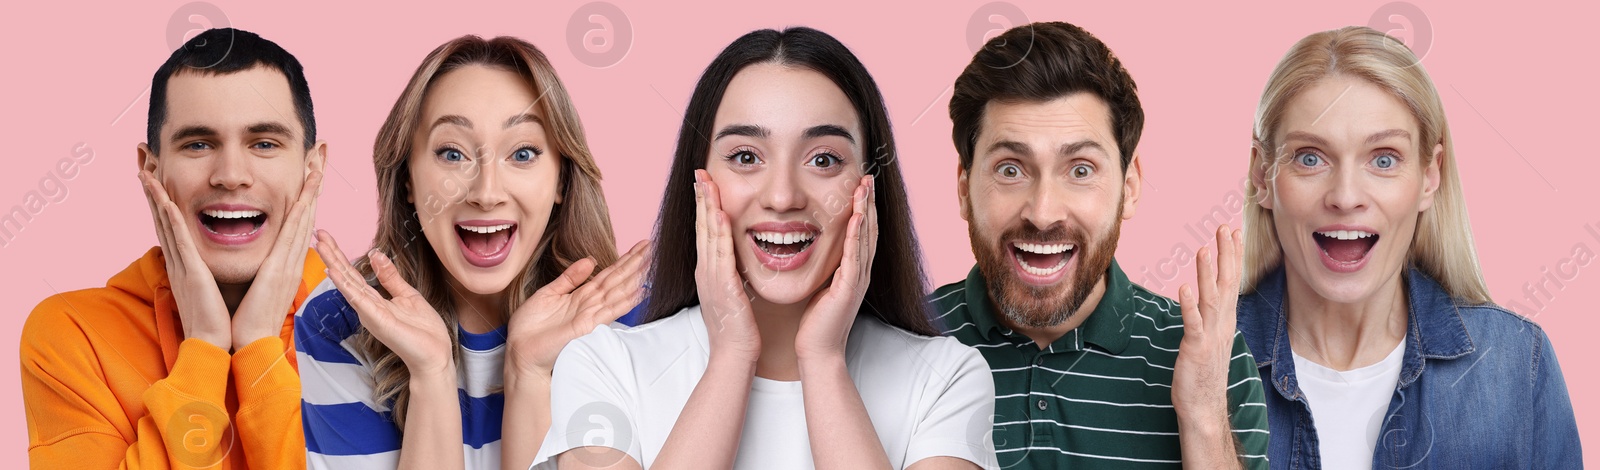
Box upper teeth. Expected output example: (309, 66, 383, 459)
(1318, 230, 1375, 240)
(460, 224, 513, 234)
(203, 210, 262, 219)
(753, 231, 815, 245)
(1013, 242, 1074, 254)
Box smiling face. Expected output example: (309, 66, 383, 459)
(1259, 74, 1441, 304)
(708, 63, 865, 307)
(959, 93, 1140, 328)
(140, 66, 321, 284)
(407, 65, 562, 298)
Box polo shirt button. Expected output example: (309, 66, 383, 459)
(1037, 399, 1048, 411)
(1034, 356, 1045, 365)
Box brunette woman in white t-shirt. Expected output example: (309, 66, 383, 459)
(534, 27, 997, 470)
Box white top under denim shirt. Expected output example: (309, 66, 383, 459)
(1238, 266, 1581, 469)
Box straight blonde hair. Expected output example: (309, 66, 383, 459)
(352, 35, 618, 430)
(1243, 26, 1491, 305)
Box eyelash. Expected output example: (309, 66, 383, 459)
(723, 147, 762, 167)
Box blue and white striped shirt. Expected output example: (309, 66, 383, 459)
(296, 279, 509, 469)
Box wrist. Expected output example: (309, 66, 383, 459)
(796, 350, 847, 378)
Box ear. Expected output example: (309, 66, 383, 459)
(1250, 144, 1274, 211)
(1417, 142, 1443, 212)
(956, 163, 972, 222)
(1120, 152, 1143, 220)
(137, 143, 158, 175)
(405, 177, 414, 204)
(305, 140, 328, 175)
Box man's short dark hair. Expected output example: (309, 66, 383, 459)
(147, 28, 315, 154)
(949, 21, 1143, 171)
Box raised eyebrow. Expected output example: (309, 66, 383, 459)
(1365, 129, 1412, 146)
(1060, 140, 1107, 158)
(504, 113, 543, 129)
(168, 125, 219, 143)
(1282, 130, 1331, 148)
(984, 140, 1033, 159)
(802, 124, 855, 144)
(429, 115, 473, 132)
(714, 124, 769, 141)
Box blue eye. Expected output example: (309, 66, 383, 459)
(436, 148, 466, 162)
(251, 141, 279, 151)
(1373, 154, 1396, 169)
(183, 141, 212, 152)
(1071, 163, 1094, 179)
(997, 162, 1022, 179)
(512, 146, 542, 163)
(1295, 152, 1322, 167)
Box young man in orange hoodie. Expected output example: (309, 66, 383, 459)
(20, 28, 328, 469)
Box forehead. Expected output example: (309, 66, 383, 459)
(714, 63, 860, 138)
(422, 65, 542, 121)
(978, 93, 1117, 159)
(1276, 75, 1417, 147)
(162, 66, 300, 139)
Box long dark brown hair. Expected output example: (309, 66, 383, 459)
(353, 35, 618, 430)
(642, 27, 936, 336)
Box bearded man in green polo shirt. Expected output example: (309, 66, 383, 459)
(932, 21, 1270, 469)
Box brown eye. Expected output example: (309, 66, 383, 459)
(808, 153, 841, 168)
(1071, 164, 1093, 179)
(997, 163, 1022, 179)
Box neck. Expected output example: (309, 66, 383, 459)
(1284, 268, 1409, 371)
(450, 280, 509, 334)
(998, 275, 1108, 349)
(749, 294, 807, 381)
(219, 282, 249, 316)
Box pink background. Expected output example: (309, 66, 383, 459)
(2, 0, 1594, 465)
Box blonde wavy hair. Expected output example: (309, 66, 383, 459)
(1243, 26, 1491, 305)
(351, 35, 618, 430)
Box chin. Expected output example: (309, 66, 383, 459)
(202, 255, 265, 285)
(744, 270, 825, 306)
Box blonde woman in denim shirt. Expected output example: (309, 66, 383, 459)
(1237, 26, 1580, 469)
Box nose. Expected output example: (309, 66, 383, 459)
(1021, 179, 1070, 230)
(1324, 164, 1369, 212)
(759, 159, 804, 213)
(208, 144, 254, 191)
(463, 156, 508, 211)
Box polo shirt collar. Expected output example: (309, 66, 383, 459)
(962, 259, 1134, 354)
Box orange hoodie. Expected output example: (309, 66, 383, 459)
(20, 246, 326, 469)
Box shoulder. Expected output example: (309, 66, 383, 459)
(1453, 302, 1555, 358)
(852, 315, 990, 379)
(561, 305, 704, 370)
(1122, 284, 1186, 350)
(293, 279, 367, 366)
(21, 287, 144, 354)
(295, 279, 362, 338)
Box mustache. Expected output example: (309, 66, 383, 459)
(997, 223, 1082, 246)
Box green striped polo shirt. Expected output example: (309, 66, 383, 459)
(931, 259, 1269, 469)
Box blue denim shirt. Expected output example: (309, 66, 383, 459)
(1238, 267, 1581, 469)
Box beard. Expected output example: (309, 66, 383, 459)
(968, 207, 1122, 330)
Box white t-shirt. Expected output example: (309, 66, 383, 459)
(533, 305, 998, 469)
(1292, 337, 1406, 470)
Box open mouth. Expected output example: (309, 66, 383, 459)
(747, 223, 819, 271)
(1010, 241, 1075, 280)
(456, 222, 517, 268)
(752, 231, 816, 258)
(1313, 229, 1378, 271)
(198, 207, 264, 238)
